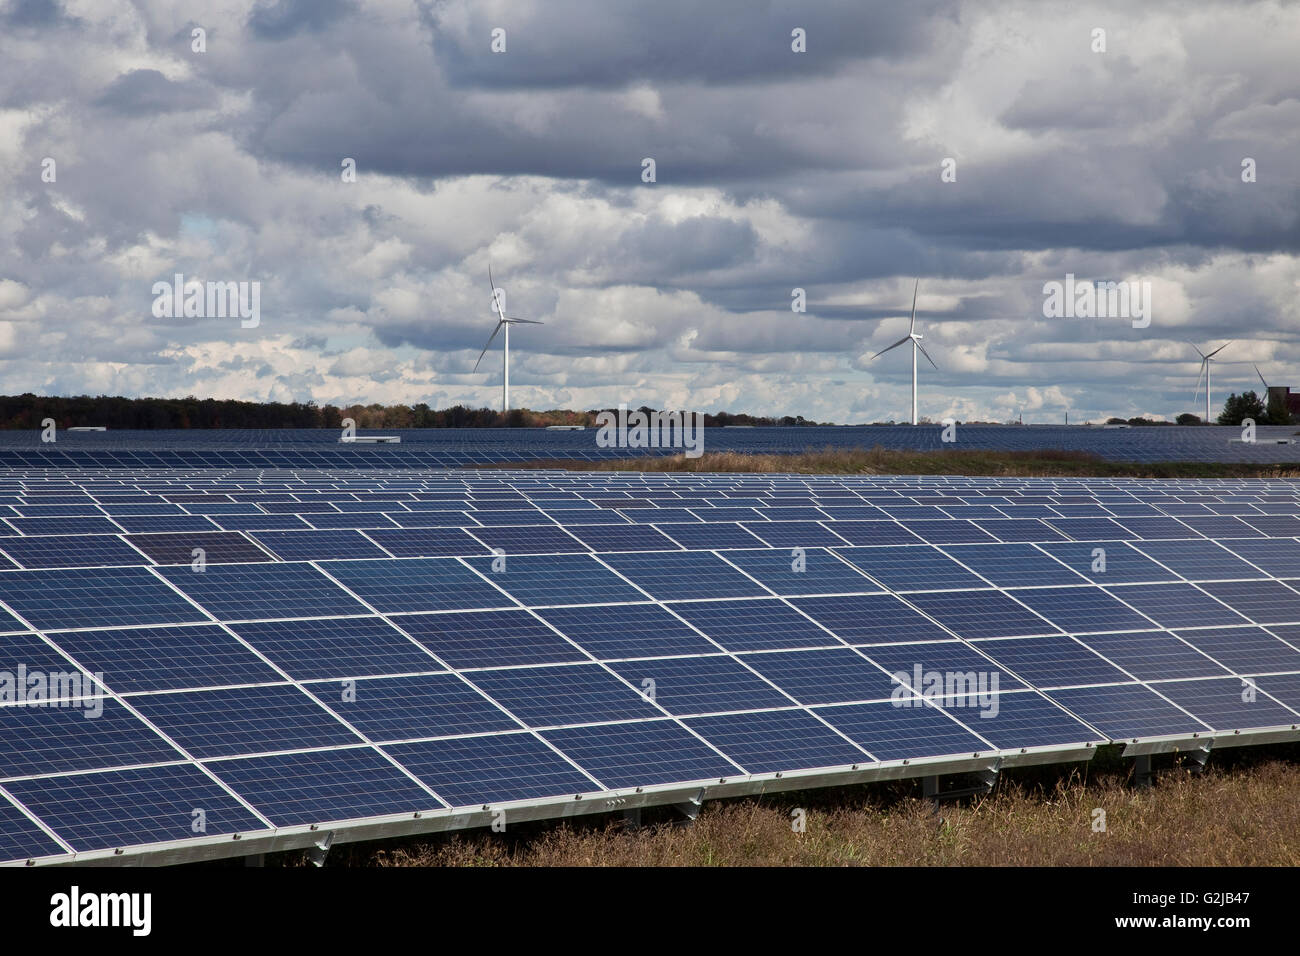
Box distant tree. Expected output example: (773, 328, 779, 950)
(1217, 391, 1266, 426)
(1175, 412, 1202, 425)
(1105, 417, 1127, 425)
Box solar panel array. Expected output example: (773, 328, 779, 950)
(4, 422, 1300, 466)
(3, 469, 1300, 865)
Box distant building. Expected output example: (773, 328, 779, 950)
(1266, 385, 1300, 418)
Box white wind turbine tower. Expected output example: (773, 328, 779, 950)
(473, 263, 543, 412)
(1189, 341, 1232, 424)
(871, 279, 936, 426)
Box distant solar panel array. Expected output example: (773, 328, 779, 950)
(2, 469, 1299, 865)
(3, 422, 1300, 464)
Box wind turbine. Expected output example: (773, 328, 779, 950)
(1189, 341, 1232, 424)
(871, 279, 936, 426)
(473, 263, 543, 412)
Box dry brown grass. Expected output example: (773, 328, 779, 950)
(504, 446, 1300, 478)
(323, 757, 1300, 868)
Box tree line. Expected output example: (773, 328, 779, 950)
(1105, 390, 1297, 427)
(0, 394, 828, 430)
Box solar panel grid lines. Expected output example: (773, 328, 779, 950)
(8, 467, 1300, 862)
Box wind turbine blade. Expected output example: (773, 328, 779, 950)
(504, 316, 544, 325)
(1206, 340, 1233, 358)
(915, 339, 938, 370)
(1191, 360, 1208, 402)
(1255, 364, 1269, 389)
(473, 320, 505, 371)
(871, 336, 913, 360)
(909, 278, 919, 335)
(488, 263, 502, 315)
(1186, 342, 1206, 359)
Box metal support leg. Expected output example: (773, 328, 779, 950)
(307, 830, 334, 867)
(1185, 746, 1211, 776)
(672, 789, 703, 826)
(1134, 754, 1154, 789)
(623, 807, 642, 830)
(244, 853, 265, 868)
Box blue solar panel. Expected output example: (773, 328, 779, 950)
(1147, 677, 1299, 731)
(303, 512, 399, 530)
(790, 593, 954, 644)
(740, 520, 849, 548)
(366, 527, 492, 557)
(249, 529, 389, 561)
(318, 557, 510, 613)
(302, 674, 518, 741)
(1219, 538, 1300, 577)
(541, 720, 741, 787)
(461, 553, 648, 606)
(718, 548, 878, 596)
(1037, 541, 1180, 584)
(940, 543, 1088, 588)
(470, 525, 588, 554)
(653, 522, 766, 549)
(128, 685, 363, 758)
(384, 733, 597, 806)
(5, 516, 123, 535)
(812, 701, 991, 760)
(832, 545, 989, 592)
(1043, 685, 1206, 740)
(604, 655, 791, 715)
(537, 603, 716, 659)
(736, 647, 894, 705)
(4, 764, 266, 852)
(0, 534, 150, 569)
(156, 562, 370, 621)
(228, 617, 441, 679)
(210, 513, 313, 531)
(1105, 583, 1249, 629)
(929, 691, 1103, 749)
(463, 663, 661, 726)
(393, 609, 586, 668)
(667, 598, 843, 651)
(208, 746, 441, 824)
(566, 524, 682, 552)
(1194, 580, 1300, 624)
(0, 700, 181, 777)
(0, 567, 206, 630)
(125, 531, 272, 565)
(598, 551, 770, 601)
(48, 624, 281, 692)
(903, 590, 1056, 639)
(972, 635, 1136, 688)
(857, 641, 1028, 693)
(682, 709, 869, 772)
(1128, 540, 1265, 580)
(977, 520, 1066, 541)
(1172, 626, 1300, 675)
(0, 795, 66, 860)
(1076, 630, 1230, 681)
(823, 521, 925, 546)
(1011, 586, 1156, 634)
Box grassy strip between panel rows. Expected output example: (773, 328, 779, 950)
(493, 446, 1300, 478)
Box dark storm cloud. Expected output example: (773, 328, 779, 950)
(248, 0, 359, 41)
(95, 70, 218, 116)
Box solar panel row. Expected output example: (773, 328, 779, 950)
(2, 471, 1300, 864)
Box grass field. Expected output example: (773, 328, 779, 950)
(263, 745, 1300, 867)
(507, 446, 1300, 478)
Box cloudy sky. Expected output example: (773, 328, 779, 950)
(1, 0, 1297, 423)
